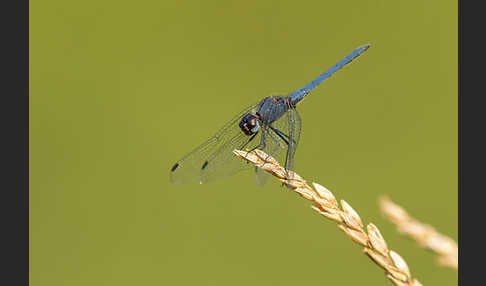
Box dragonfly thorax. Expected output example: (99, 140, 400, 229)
(239, 114, 260, 136)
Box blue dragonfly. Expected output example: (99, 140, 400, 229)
(170, 44, 370, 186)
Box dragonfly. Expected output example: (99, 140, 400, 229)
(170, 44, 370, 186)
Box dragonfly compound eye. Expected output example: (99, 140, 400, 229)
(239, 114, 260, 136)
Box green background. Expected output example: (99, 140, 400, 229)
(30, 0, 457, 285)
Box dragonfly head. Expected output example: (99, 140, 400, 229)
(239, 114, 260, 136)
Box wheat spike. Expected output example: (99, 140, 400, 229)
(233, 149, 422, 286)
(378, 196, 458, 270)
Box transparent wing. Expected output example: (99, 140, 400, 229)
(170, 103, 260, 184)
(254, 165, 272, 187)
(199, 128, 262, 183)
(254, 126, 286, 187)
(254, 107, 302, 186)
(285, 107, 302, 178)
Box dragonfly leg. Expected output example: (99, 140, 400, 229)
(239, 133, 258, 150)
(258, 128, 283, 166)
(246, 129, 265, 152)
(238, 133, 258, 164)
(268, 126, 293, 174)
(246, 129, 267, 161)
(268, 125, 297, 146)
(267, 127, 292, 188)
(267, 128, 284, 149)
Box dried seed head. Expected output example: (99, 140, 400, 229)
(233, 149, 421, 285)
(379, 196, 458, 271)
(272, 168, 287, 180)
(386, 267, 410, 284)
(294, 187, 316, 201)
(341, 200, 363, 229)
(363, 248, 390, 270)
(424, 234, 457, 254)
(340, 213, 362, 232)
(379, 196, 410, 222)
(312, 205, 343, 223)
(389, 250, 411, 277)
(386, 273, 410, 286)
(367, 223, 389, 257)
(338, 224, 369, 247)
(312, 183, 338, 207)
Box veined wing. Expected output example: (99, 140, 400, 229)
(254, 107, 302, 186)
(170, 103, 260, 184)
(284, 107, 302, 178)
(254, 125, 285, 187)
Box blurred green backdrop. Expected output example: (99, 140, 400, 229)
(30, 0, 457, 285)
